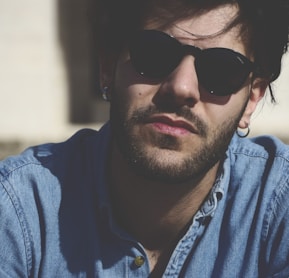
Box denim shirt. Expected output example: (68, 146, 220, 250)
(0, 123, 289, 278)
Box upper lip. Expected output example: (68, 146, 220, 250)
(145, 114, 198, 134)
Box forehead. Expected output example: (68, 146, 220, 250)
(144, 4, 246, 52)
(173, 4, 239, 39)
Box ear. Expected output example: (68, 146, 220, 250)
(238, 78, 268, 129)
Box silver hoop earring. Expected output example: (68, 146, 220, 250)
(101, 86, 111, 101)
(236, 126, 250, 138)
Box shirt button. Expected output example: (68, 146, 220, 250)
(134, 256, 145, 267)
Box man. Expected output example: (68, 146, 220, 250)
(1, 0, 289, 277)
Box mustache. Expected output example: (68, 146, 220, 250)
(129, 105, 208, 137)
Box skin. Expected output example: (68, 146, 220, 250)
(100, 3, 267, 277)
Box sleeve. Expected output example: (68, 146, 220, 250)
(0, 179, 32, 278)
(261, 178, 289, 278)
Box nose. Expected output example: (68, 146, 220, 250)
(154, 56, 200, 108)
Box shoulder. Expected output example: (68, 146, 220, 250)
(0, 126, 110, 275)
(228, 134, 289, 180)
(229, 134, 289, 160)
(229, 135, 289, 196)
(226, 134, 289, 228)
(0, 127, 108, 179)
(0, 126, 108, 205)
(0, 125, 110, 226)
(227, 135, 289, 275)
(0, 126, 110, 206)
(227, 134, 289, 196)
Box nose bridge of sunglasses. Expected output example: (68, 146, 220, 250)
(181, 44, 201, 59)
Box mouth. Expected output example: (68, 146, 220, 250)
(145, 115, 198, 136)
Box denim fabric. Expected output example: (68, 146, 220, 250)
(0, 123, 289, 277)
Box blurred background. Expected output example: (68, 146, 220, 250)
(0, 0, 289, 159)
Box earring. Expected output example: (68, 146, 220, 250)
(236, 126, 250, 138)
(101, 86, 111, 101)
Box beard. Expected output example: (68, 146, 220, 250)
(110, 97, 247, 184)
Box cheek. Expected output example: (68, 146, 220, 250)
(114, 53, 154, 95)
(114, 59, 159, 111)
(202, 94, 249, 128)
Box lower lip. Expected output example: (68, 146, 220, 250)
(150, 122, 192, 136)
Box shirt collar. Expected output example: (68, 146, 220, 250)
(196, 135, 239, 219)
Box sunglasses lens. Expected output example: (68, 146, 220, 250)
(129, 30, 254, 96)
(196, 48, 253, 96)
(129, 30, 182, 79)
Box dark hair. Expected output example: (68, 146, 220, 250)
(93, 0, 289, 99)
(239, 0, 289, 101)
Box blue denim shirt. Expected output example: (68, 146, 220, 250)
(1, 123, 289, 277)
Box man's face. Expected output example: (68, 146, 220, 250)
(109, 4, 253, 183)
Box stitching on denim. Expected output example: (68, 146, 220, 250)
(0, 177, 34, 277)
(0, 160, 42, 183)
(262, 175, 289, 240)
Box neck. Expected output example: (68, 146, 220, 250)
(108, 143, 219, 251)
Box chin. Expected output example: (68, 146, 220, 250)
(124, 146, 215, 184)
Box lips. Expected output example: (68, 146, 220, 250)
(145, 115, 198, 136)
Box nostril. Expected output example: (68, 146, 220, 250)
(152, 88, 197, 110)
(186, 97, 196, 107)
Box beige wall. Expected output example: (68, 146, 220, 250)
(0, 0, 109, 147)
(0, 0, 288, 151)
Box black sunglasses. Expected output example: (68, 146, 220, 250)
(129, 30, 257, 96)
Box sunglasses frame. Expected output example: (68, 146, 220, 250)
(129, 30, 257, 96)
